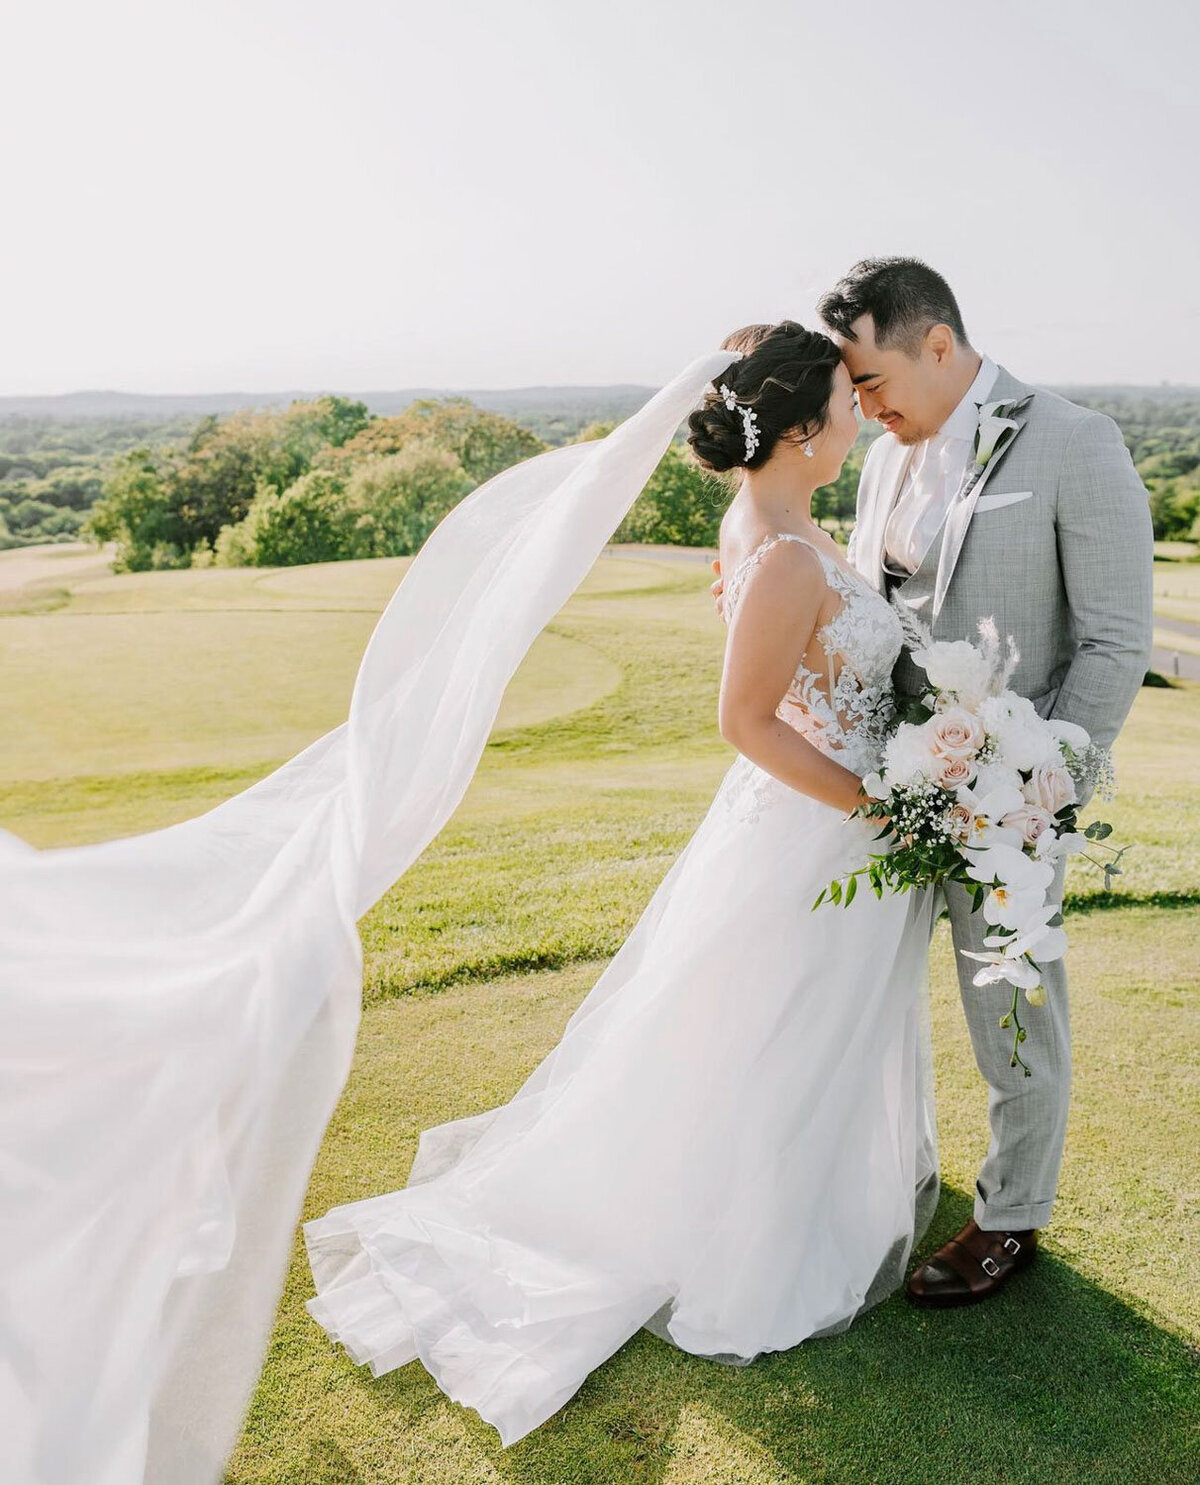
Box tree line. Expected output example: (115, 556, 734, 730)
(1073, 392, 1200, 542)
(78, 395, 866, 572)
(2, 386, 1196, 563)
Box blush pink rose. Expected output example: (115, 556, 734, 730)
(1024, 763, 1077, 814)
(1001, 804, 1055, 846)
(929, 707, 986, 761)
(934, 754, 977, 788)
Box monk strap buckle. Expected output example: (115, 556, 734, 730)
(981, 1255, 1001, 1276)
(1002, 1236, 1022, 1255)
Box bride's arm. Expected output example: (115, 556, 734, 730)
(717, 542, 869, 817)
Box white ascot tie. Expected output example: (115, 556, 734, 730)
(882, 354, 999, 577)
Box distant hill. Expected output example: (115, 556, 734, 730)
(1053, 384, 1200, 404)
(3, 381, 1197, 428)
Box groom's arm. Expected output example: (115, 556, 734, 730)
(1050, 411, 1154, 752)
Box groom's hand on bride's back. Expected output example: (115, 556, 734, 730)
(710, 558, 724, 616)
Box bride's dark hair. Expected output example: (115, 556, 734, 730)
(686, 320, 842, 473)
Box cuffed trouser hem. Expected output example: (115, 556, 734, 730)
(974, 1195, 1055, 1232)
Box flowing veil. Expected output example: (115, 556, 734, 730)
(0, 348, 742, 1485)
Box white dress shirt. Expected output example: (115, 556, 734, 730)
(883, 354, 999, 576)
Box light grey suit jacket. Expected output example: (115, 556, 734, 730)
(847, 364, 1154, 751)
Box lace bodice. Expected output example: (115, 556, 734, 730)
(721, 532, 902, 779)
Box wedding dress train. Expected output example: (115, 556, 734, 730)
(305, 532, 940, 1446)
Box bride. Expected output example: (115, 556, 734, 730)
(0, 320, 937, 1484)
(304, 320, 940, 1447)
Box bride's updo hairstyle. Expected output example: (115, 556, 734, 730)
(686, 320, 842, 474)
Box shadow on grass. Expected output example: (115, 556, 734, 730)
(299, 1438, 367, 1485)
(333, 1185, 1197, 1485)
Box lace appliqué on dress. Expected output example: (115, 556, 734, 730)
(719, 532, 902, 825)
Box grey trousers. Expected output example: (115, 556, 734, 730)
(942, 854, 1071, 1232)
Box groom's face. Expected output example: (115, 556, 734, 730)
(832, 314, 955, 446)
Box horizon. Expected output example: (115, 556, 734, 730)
(4, 373, 1199, 410)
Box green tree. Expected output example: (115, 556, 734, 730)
(86, 398, 372, 568)
(220, 471, 366, 568)
(86, 449, 190, 570)
(1147, 473, 1200, 540)
(345, 444, 476, 556)
(260, 397, 372, 491)
(328, 399, 545, 483)
(613, 445, 727, 547)
(8, 497, 60, 532)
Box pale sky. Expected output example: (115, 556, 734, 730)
(3, 0, 1197, 395)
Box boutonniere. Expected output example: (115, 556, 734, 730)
(972, 394, 1034, 471)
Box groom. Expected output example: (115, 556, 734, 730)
(815, 257, 1154, 1306)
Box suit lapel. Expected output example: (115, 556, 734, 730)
(930, 366, 1033, 620)
(863, 437, 916, 592)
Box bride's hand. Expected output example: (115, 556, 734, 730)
(710, 558, 724, 616)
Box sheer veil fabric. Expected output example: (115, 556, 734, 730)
(0, 349, 744, 1485)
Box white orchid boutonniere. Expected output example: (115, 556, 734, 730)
(972, 394, 1034, 472)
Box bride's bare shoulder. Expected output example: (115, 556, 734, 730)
(721, 532, 828, 625)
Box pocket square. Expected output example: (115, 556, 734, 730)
(975, 489, 1034, 513)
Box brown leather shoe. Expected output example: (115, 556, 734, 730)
(906, 1219, 1037, 1308)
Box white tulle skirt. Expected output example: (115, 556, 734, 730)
(305, 753, 939, 1447)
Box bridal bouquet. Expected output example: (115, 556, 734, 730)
(815, 615, 1124, 1076)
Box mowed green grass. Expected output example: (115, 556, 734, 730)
(233, 912, 1198, 1485)
(4, 544, 1197, 1483)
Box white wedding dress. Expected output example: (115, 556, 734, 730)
(305, 531, 940, 1447)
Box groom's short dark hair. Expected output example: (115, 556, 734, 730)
(818, 257, 970, 355)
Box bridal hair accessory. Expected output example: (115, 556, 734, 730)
(717, 382, 760, 464)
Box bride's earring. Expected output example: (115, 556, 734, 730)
(803, 441, 814, 459)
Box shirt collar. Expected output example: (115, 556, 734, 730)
(937, 353, 999, 441)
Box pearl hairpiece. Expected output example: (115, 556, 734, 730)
(717, 383, 760, 464)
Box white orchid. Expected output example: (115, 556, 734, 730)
(964, 842, 1056, 892)
(962, 948, 1043, 989)
(982, 882, 1047, 931)
(999, 919, 1068, 963)
(1034, 829, 1086, 863)
(954, 780, 1026, 851)
(981, 899, 1066, 956)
